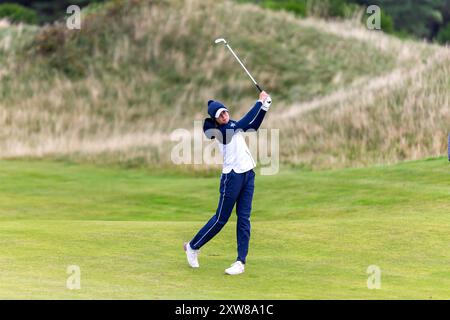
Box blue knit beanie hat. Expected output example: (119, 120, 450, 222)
(207, 100, 228, 119)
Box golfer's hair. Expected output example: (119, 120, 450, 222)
(203, 117, 219, 140)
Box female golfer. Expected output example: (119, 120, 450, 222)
(184, 91, 272, 275)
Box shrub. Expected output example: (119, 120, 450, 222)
(262, 0, 307, 17)
(328, 0, 351, 17)
(306, 0, 360, 19)
(380, 10, 394, 33)
(0, 3, 38, 25)
(437, 23, 450, 45)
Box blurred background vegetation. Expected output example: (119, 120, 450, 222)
(238, 0, 450, 44)
(0, 0, 448, 170)
(0, 1, 106, 24)
(1, 0, 449, 44)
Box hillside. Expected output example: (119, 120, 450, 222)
(0, 157, 449, 298)
(270, 19, 450, 168)
(0, 0, 448, 169)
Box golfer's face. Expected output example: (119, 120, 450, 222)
(217, 110, 229, 125)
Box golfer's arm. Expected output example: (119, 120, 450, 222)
(235, 101, 266, 131)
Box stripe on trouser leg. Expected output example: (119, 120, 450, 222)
(192, 174, 228, 248)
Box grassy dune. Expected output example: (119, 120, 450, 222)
(0, 158, 449, 299)
(0, 0, 447, 169)
(273, 48, 450, 168)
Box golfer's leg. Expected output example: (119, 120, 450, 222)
(235, 170, 255, 264)
(190, 171, 241, 250)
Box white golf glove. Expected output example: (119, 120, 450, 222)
(261, 95, 272, 111)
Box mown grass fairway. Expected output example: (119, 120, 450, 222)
(0, 158, 449, 299)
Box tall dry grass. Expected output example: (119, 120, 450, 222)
(0, 0, 447, 170)
(271, 48, 450, 168)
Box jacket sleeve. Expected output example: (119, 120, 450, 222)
(216, 101, 267, 144)
(235, 101, 267, 131)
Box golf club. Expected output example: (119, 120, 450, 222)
(214, 38, 267, 95)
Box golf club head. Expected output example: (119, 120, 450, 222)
(214, 38, 227, 45)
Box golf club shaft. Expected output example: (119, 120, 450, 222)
(224, 44, 263, 93)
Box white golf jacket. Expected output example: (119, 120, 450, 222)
(215, 100, 267, 174)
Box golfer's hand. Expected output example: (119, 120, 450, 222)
(259, 91, 272, 111)
(259, 91, 269, 102)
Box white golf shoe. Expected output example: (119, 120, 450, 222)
(225, 261, 245, 275)
(184, 242, 199, 268)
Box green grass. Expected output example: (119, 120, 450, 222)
(0, 157, 449, 299)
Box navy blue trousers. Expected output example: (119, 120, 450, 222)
(190, 169, 255, 264)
